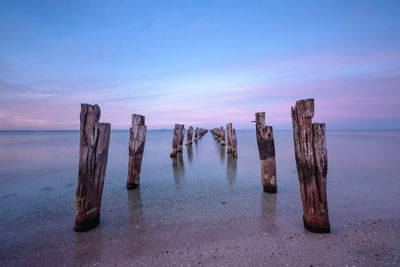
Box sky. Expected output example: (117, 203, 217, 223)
(0, 0, 399, 130)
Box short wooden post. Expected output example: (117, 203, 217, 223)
(74, 104, 111, 232)
(220, 127, 226, 145)
(291, 99, 330, 233)
(231, 128, 238, 157)
(127, 114, 147, 190)
(194, 127, 199, 141)
(170, 124, 184, 156)
(186, 126, 193, 146)
(226, 123, 232, 153)
(255, 112, 277, 193)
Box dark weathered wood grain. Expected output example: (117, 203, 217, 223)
(255, 112, 277, 193)
(291, 99, 330, 233)
(127, 114, 147, 190)
(194, 127, 199, 141)
(231, 128, 238, 157)
(226, 123, 232, 153)
(74, 104, 111, 232)
(170, 124, 184, 157)
(186, 126, 193, 146)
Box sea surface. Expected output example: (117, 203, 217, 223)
(0, 130, 399, 264)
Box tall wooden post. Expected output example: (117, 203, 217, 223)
(127, 114, 147, 190)
(255, 112, 277, 193)
(220, 126, 226, 145)
(194, 127, 199, 141)
(231, 128, 238, 157)
(226, 123, 232, 153)
(199, 128, 208, 138)
(177, 125, 185, 152)
(291, 99, 330, 233)
(74, 104, 111, 232)
(186, 126, 194, 146)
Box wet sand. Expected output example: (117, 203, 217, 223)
(1, 130, 400, 266)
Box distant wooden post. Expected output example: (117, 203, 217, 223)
(177, 125, 185, 152)
(291, 99, 330, 233)
(226, 123, 232, 153)
(186, 126, 193, 146)
(231, 129, 238, 157)
(220, 127, 226, 145)
(170, 124, 184, 156)
(74, 104, 111, 232)
(199, 128, 208, 138)
(127, 114, 147, 190)
(255, 112, 277, 193)
(194, 127, 199, 141)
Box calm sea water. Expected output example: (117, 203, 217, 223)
(1, 130, 399, 262)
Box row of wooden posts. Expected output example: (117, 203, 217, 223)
(74, 98, 330, 234)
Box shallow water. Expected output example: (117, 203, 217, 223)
(0, 130, 399, 263)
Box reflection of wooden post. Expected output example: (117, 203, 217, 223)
(186, 126, 193, 146)
(220, 127, 226, 145)
(226, 123, 232, 153)
(291, 99, 330, 233)
(127, 114, 147, 190)
(255, 112, 277, 193)
(194, 127, 199, 141)
(74, 104, 111, 232)
(231, 129, 238, 157)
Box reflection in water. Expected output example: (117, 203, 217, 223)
(73, 227, 103, 265)
(219, 145, 225, 164)
(127, 189, 145, 233)
(187, 145, 193, 163)
(172, 153, 185, 186)
(194, 140, 199, 156)
(226, 154, 237, 186)
(260, 192, 277, 232)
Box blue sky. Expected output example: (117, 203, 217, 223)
(1, 0, 399, 129)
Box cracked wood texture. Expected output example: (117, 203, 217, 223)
(291, 99, 330, 233)
(127, 114, 147, 190)
(170, 124, 184, 157)
(198, 128, 208, 138)
(75, 104, 111, 232)
(186, 126, 193, 146)
(226, 123, 232, 153)
(255, 112, 277, 193)
(219, 127, 226, 145)
(231, 128, 238, 157)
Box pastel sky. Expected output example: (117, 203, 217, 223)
(1, 0, 399, 130)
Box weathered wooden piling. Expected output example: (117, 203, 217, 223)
(127, 114, 147, 190)
(198, 128, 208, 138)
(291, 99, 330, 233)
(194, 127, 199, 141)
(170, 124, 184, 157)
(177, 125, 185, 151)
(186, 126, 193, 146)
(220, 127, 226, 145)
(226, 123, 233, 153)
(231, 128, 238, 157)
(255, 112, 277, 193)
(74, 104, 111, 232)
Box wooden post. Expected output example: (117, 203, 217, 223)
(177, 125, 185, 152)
(226, 123, 232, 153)
(199, 128, 208, 138)
(194, 127, 199, 141)
(255, 112, 277, 193)
(220, 127, 226, 145)
(170, 124, 184, 156)
(186, 126, 193, 146)
(231, 128, 238, 157)
(291, 99, 330, 233)
(74, 104, 111, 232)
(127, 114, 147, 190)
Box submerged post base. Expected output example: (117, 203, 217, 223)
(263, 186, 277, 193)
(303, 216, 331, 233)
(74, 216, 100, 232)
(127, 183, 139, 190)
